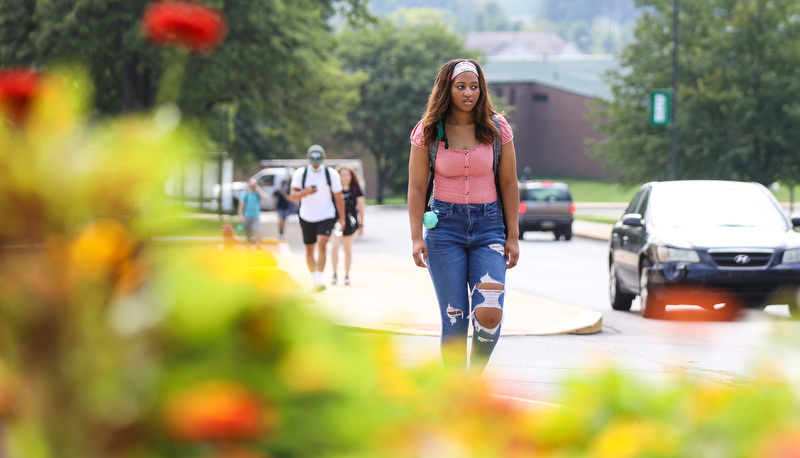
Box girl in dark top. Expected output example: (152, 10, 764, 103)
(273, 179, 293, 239)
(330, 165, 365, 285)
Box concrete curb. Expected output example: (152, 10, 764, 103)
(289, 252, 603, 337)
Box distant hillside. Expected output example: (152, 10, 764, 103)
(368, 0, 637, 53)
(368, 0, 637, 28)
(538, 0, 637, 24)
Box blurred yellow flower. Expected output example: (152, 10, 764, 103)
(278, 343, 346, 393)
(588, 416, 678, 458)
(70, 219, 136, 282)
(687, 383, 735, 422)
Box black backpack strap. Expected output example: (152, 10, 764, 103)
(425, 140, 438, 211)
(298, 166, 307, 212)
(491, 114, 508, 236)
(326, 167, 339, 219)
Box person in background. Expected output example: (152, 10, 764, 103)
(407, 58, 520, 373)
(290, 145, 345, 292)
(273, 178, 293, 239)
(238, 178, 271, 249)
(330, 165, 365, 285)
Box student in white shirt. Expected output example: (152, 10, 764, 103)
(290, 145, 345, 291)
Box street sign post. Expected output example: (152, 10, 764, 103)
(650, 90, 671, 126)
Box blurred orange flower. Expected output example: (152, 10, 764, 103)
(164, 381, 269, 442)
(0, 68, 40, 126)
(141, 1, 228, 55)
(757, 428, 800, 458)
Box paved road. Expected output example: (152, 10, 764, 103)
(244, 206, 800, 405)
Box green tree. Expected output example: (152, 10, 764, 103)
(337, 10, 469, 203)
(590, 0, 800, 187)
(0, 0, 370, 163)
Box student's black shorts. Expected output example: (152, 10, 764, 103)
(299, 217, 337, 245)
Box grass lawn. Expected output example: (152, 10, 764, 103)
(574, 214, 619, 225)
(371, 177, 798, 206)
(152, 214, 234, 237)
(368, 177, 639, 206)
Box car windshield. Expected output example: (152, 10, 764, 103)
(650, 185, 788, 229)
(521, 188, 571, 202)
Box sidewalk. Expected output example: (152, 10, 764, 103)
(303, 252, 603, 336)
(263, 214, 608, 337)
(174, 211, 608, 336)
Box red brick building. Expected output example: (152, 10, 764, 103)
(480, 53, 618, 179)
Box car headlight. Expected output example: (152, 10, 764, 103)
(655, 246, 700, 263)
(782, 248, 800, 264)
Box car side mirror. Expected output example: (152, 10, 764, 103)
(621, 213, 644, 227)
(791, 215, 800, 228)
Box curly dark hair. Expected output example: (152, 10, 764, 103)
(419, 58, 500, 147)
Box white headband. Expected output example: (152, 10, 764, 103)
(451, 61, 478, 80)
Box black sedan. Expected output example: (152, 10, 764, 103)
(608, 180, 800, 318)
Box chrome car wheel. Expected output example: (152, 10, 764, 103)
(639, 260, 665, 319)
(609, 261, 634, 311)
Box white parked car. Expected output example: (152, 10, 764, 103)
(212, 167, 295, 213)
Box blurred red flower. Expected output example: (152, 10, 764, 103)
(0, 68, 40, 126)
(163, 381, 268, 442)
(141, 1, 227, 55)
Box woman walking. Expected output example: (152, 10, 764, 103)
(407, 58, 519, 372)
(331, 165, 365, 285)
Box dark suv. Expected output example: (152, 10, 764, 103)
(518, 181, 575, 240)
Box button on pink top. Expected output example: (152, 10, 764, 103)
(411, 114, 514, 204)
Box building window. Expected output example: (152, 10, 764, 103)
(533, 93, 548, 102)
(509, 87, 516, 105)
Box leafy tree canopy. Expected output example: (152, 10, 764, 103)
(337, 10, 470, 202)
(0, 0, 371, 163)
(590, 0, 800, 187)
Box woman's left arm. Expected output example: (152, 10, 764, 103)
(356, 195, 366, 236)
(498, 140, 520, 269)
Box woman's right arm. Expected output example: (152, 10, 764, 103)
(408, 144, 430, 268)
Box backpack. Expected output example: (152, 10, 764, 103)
(424, 114, 506, 234)
(301, 166, 339, 218)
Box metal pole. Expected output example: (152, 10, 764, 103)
(669, 0, 679, 180)
(199, 155, 205, 211)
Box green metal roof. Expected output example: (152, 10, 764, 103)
(481, 56, 619, 100)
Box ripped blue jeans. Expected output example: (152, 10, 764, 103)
(425, 199, 507, 371)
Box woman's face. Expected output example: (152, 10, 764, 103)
(449, 71, 479, 113)
(340, 168, 352, 184)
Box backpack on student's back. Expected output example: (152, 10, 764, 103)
(301, 166, 339, 219)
